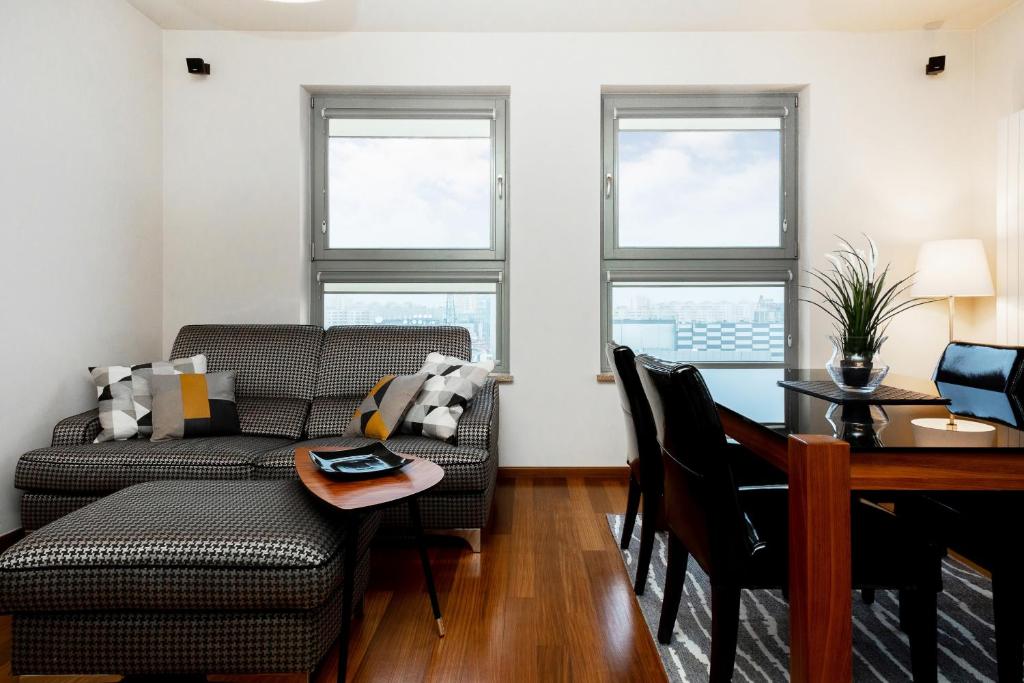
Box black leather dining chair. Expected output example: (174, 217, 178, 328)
(635, 355, 944, 682)
(898, 341, 1024, 681)
(606, 342, 662, 595)
(606, 342, 785, 596)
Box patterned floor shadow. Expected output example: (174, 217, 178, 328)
(607, 514, 997, 682)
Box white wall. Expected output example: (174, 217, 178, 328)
(976, 1, 1024, 343)
(160, 30, 978, 468)
(0, 0, 163, 531)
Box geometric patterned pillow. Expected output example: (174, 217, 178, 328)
(400, 353, 494, 442)
(343, 374, 427, 441)
(89, 355, 206, 443)
(89, 365, 138, 442)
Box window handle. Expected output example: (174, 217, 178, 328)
(497, 175, 504, 200)
(605, 173, 613, 198)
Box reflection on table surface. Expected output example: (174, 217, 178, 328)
(710, 368, 1024, 451)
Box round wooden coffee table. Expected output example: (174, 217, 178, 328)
(294, 447, 445, 682)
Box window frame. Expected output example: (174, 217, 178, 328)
(310, 93, 510, 372)
(312, 262, 509, 371)
(311, 94, 508, 262)
(602, 93, 798, 261)
(600, 93, 799, 372)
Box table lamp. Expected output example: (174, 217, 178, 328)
(911, 239, 994, 343)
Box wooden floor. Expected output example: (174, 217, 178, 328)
(0, 476, 667, 683)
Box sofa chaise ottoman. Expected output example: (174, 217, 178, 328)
(0, 479, 378, 679)
(15, 324, 499, 548)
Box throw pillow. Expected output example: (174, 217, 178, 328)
(343, 374, 428, 441)
(401, 353, 494, 442)
(150, 371, 240, 441)
(131, 355, 207, 438)
(89, 366, 137, 442)
(89, 355, 206, 443)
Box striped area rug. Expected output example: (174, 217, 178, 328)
(607, 514, 998, 682)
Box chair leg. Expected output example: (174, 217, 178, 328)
(905, 588, 938, 683)
(621, 475, 641, 550)
(861, 588, 875, 605)
(992, 568, 1024, 682)
(898, 588, 909, 632)
(634, 492, 658, 595)
(709, 583, 742, 683)
(658, 533, 689, 644)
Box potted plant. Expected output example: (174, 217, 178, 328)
(803, 236, 931, 393)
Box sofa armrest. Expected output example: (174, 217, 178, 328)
(456, 379, 499, 453)
(51, 409, 101, 447)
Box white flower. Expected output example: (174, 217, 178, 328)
(866, 235, 878, 280)
(825, 253, 844, 272)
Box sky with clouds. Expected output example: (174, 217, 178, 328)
(617, 129, 781, 248)
(328, 137, 491, 249)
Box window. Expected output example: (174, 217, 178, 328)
(601, 93, 798, 379)
(311, 94, 509, 370)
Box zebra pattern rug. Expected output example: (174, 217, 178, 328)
(607, 514, 999, 682)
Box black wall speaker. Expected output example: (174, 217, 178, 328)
(926, 55, 946, 75)
(186, 58, 211, 75)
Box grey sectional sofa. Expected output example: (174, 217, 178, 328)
(15, 324, 499, 544)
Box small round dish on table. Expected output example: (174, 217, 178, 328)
(294, 447, 445, 683)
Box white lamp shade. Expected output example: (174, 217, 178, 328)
(911, 239, 994, 298)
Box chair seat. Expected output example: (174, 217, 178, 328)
(738, 487, 944, 591)
(0, 480, 378, 612)
(14, 435, 292, 494)
(252, 435, 493, 493)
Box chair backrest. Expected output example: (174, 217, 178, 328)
(634, 354, 748, 576)
(605, 342, 662, 493)
(934, 342, 1024, 394)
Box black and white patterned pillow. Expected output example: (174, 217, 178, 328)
(89, 366, 137, 442)
(400, 353, 494, 442)
(89, 355, 206, 442)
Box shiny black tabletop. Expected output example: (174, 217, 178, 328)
(706, 369, 1024, 452)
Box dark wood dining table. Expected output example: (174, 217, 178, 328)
(708, 369, 1024, 683)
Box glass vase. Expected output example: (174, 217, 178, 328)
(825, 336, 889, 393)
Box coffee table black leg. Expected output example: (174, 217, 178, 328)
(338, 513, 358, 683)
(409, 497, 445, 637)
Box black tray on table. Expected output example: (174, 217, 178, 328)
(308, 443, 413, 479)
(777, 380, 951, 406)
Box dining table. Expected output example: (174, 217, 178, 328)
(706, 368, 1024, 683)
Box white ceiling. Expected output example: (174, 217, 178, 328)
(126, 0, 1017, 32)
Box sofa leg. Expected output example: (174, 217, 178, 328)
(428, 528, 482, 552)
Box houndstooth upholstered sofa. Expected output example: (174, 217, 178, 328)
(15, 324, 499, 546)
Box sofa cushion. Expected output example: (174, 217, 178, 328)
(253, 435, 492, 493)
(170, 325, 323, 438)
(0, 480, 379, 612)
(316, 326, 470, 399)
(309, 326, 470, 437)
(306, 397, 361, 438)
(14, 435, 291, 494)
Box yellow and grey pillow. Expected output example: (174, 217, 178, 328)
(344, 374, 427, 441)
(150, 371, 240, 441)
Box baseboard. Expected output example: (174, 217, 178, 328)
(0, 527, 25, 552)
(498, 466, 628, 479)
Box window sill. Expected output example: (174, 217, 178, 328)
(596, 373, 614, 384)
(490, 373, 514, 384)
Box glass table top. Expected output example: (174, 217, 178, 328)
(707, 368, 1024, 452)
